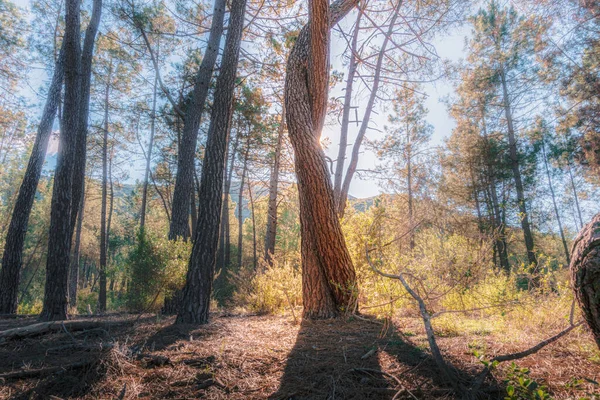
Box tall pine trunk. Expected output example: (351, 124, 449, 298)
(500, 68, 537, 270)
(264, 106, 285, 265)
(140, 73, 158, 230)
(285, 0, 358, 319)
(39, 0, 82, 321)
(68, 183, 85, 308)
(0, 43, 64, 314)
(169, 0, 227, 240)
(218, 128, 239, 270)
(176, 0, 247, 324)
(237, 145, 249, 270)
(541, 141, 570, 263)
(337, 0, 402, 217)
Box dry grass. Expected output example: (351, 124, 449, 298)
(0, 312, 598, 399)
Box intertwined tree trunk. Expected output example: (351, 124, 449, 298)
(169, 0, 227, 240)
(39, 0, 82, 322)
(285, 0, 358, 319)
(570, 214, 600, 349)
(0, 43, 64, 314)
(176, 0, 247, 324)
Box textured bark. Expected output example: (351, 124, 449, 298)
(68, 185, 85, 308)
(70, 0, 102, 236)
(0, 43, 65, 314)
(39, 0, 82, 321)
(333, 9, 360, 210)
(285, 0, 358, 319)
(264, 107, 285, 266)
(500, 68, 537, 269)
(570, 214, 600, 349)
(140, 73, 158, 230)
(176, 0, 247, 324)
(169, 0, 227, 240)
(338, 0, 402, 217)
(542, 141, 570, 263)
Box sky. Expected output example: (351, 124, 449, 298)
(13, 0, 471, 200)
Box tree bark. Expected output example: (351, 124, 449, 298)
(338, 0, 402, 217)
(500, 68, 537, 270)
(70, 0, 102, 237)
(264, 106, 285, 266)
(169, 0, 227, 240)
(176, 0, 247, 324)
(218, 127, 239, 270)
(570, 213, 600, 349)
(0, 43, 65, 314)
(68, 183, 85, 308)
(39, 0, 82, 322)
(285, 0, 359, 319)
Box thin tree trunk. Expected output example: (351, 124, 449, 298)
(264, 106, 284, 266)
(248, 180, 257, 271)
(500, 68, 537, 270)
(333, 9, 361, 208)
(176, 0, 247, 324)
(218, 126, 239, 269)
(68, 184, 85, 308)
(169, 0, 227, 240)
(237, 146, 249, 270)
(39, 0, 82, 322)
(0, 43, 65, 314)
(338, 0, 403, 218)
(140, 72, 158, 230)
(285, 0, 359, 319)
(567, 161, 584, 229)
(98, 72, 111, 314)
(407, 135, 414, 250)
(542, 141, 570, 263)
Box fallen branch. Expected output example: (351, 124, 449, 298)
(0, 359, 96, 380)
(0, 320, 131, 343)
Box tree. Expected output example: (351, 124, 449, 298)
(39, 0, 82, 321)
(284, 0, 358, 319)
(372, 83, 433, 250)
(176, 0, 247, 324)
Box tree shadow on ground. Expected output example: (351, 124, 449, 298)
(269, 315, 503, 400)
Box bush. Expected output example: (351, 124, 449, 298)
(126, 229, 190, 312)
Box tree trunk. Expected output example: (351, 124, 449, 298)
(176, 0, 247, 324)
(542, 141, 570, 264)
(264, 106, 285, 266)
(248, 180, 257, 271)
(218, 127, 239, 270)
(237, 146, 249, 270)
(98, 71, 111, 314)
(570, 213, 600, 349)
(68, 184, 85, 308)
(568, 161, 584, 229)
(500, 68, 537, 270)
(70, 0, 102, 237)
(333, 9, 361, 208)
(169, 0, 227, 240)
(39, 0, 82, 322)
(140, 72, 158, 230)
(407, 135, 414, 250)
(338, 0, 402, 217)
(285, 0, 359, 319)
(0, 43, 65, 314)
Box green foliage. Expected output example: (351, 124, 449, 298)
(126, 229, 190, 312)
(504, 363, 551, 400)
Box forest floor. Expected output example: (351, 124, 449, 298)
(0, 312, 598, 399)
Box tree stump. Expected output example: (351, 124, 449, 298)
(570, 213, 600, 348)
